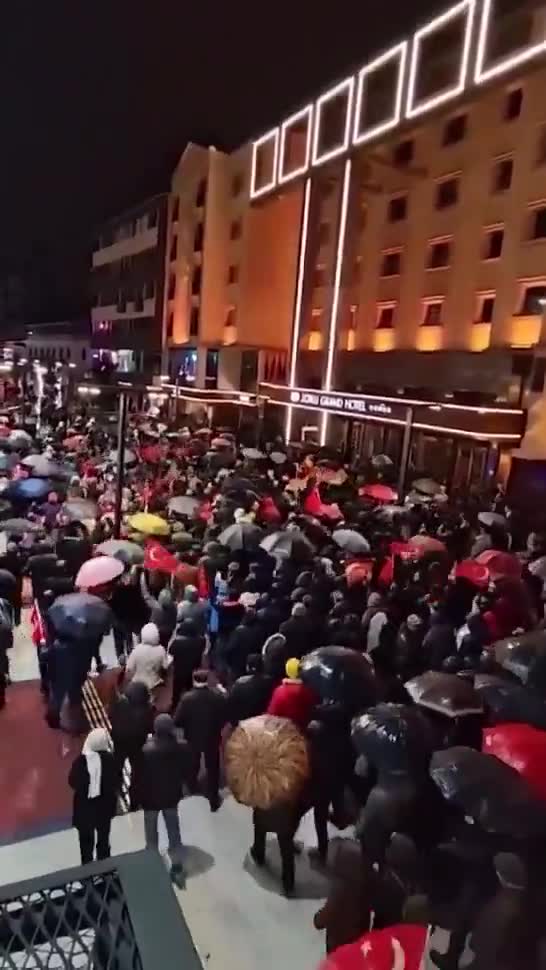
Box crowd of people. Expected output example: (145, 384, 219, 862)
(1, 400, 546, 968)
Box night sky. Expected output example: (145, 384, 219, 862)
(1, 0, 442, 320)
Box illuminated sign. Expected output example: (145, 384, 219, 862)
(290, 389, 394, 417)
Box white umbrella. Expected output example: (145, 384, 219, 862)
(478, 511, 508, 530)
(413, 478, 442, 496)
(270, 451, 287, 464)
(242, 448, 265, 460)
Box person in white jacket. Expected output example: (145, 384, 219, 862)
(126, 623, 168, 692)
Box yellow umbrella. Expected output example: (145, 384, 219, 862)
(128, 513, 170, 536)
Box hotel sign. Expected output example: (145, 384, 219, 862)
(290, 389, 395, 418)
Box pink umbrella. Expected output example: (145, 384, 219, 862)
(410, 534, 446, 554)
(359, 483, 398, 503)
(76, 556, 124, 590)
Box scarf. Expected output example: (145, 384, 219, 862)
(82, 728, 109, 799)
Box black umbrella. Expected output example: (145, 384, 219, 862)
(219, 522, 263, 552)
(474, 673, 546, 731)
(352, 704, 434, 772)
(405, 672, 483, 719)
(8, 430, 33, 451)
(21, 456, 71, 480)
(430, 746, 546, 838)
(48, 592, 112, 642)
(0, 518, 41, 534)
(492, 630, 546, 690)
(332, 529, 371, 556)
(300, 646, 376, 713)
(222, 477, 256, 495)
(96, 540, 144, 566)
(0, 569, 15, 601)
(260, 528, 314, 561)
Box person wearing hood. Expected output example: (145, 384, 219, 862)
(262, 632, 289, 683)
(173, 669, 227, 812)
(394, 613, 426, 680)
(68, 727, 118, 864)
(169, 618, 206, 711)
(422, 611, 456, 670)
(125, 623, 168, 693)
(140, 714, 189, 888)
(109, 681, 154, 811)
(140, 572, 177, 646)
(279, 602, 316, 660)
(176, 585, 210, 636)
(267, 658, 317, 731)
(227, 653, 275, 726)
(363, 592, 387, 653)
(223, 608, 264, 681)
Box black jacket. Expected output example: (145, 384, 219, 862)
(139, 734, 190, 810)
(170, 631, 206, 688)
(174, 686, 227, 748)
(69, 751, 118, 828)
(109, 693, 153, 757)
(224, 623, 264, 678)
(279, 614, 319, 659)
(228, 672, 275, 725)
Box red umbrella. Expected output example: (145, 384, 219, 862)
(359, 483, 398, 503)
(475, 550, 522, 581)
(410, 534, 446, 554)
(345, 560, 374, 587)
(483, 723, 546, 803)
(320, 924, 428, 970)
(454, 559, 490, 587)
(258, 496, 282, 524)
(391, 541, 423, 560)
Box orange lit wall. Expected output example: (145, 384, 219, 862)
(238, 185, 303, 350)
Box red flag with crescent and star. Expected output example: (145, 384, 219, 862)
(144, 540, 179, 575)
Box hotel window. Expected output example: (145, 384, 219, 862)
(492, 157, 513, 193)
(195, 178, 207, 207)
(380, 250, 402, 277)
(435, 177, 459, 210)
(530, 206, 546, 241)
(189, 307, 200, 337)
(191, 267, 202, 295)
(476, 294, 495, 324)
(193, 223, 204, 251)
(166, 312, 174, 339)
(168, 275, 176, 300)
(147, 209, 158, 229)
(318, 222, 331, 245)
(483, 227, 504, 260)
(531, 358, 546, 393)
(536, 126, 546, 166)
(225, 307, 237, 328)
(388, 194, 407, 222)
(376, 304, 396, 329)
(170, 235, 178, 261)
(171, 198, 180, 222)
(421, 300, 444, 326)
(227, 265, 239, 285)
(442, 114, 467, 147)
(519, 284, 546, 315)
(231, 173, 243, 197)
(427, 239, 451, 269)
(313, 265, 327, 288)
(504, 88, 523, 121)
(230, 219, 242, 241)
(393, 139, 414, 167)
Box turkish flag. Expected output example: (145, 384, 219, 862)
(144, 540, 179, 575)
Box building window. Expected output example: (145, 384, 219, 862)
(380, 250, 402, 277)
(476, 294, 495, 323)
(530, 206, 546, 240)
(225, 307, 237, 328)
(81, 348, 86, 361)
(388, 194, 408, 222)
(230, 220, 242, 241)
(421, 300, 444, 326)
(492, 157, 513, 193)
(435, 177, 459, 210)
(536, 125, 546, 166)
(519, 284, 546, 315)
(231, 173, 243, 197)
(313, 265, 327, 288)
(427, 239, 451, 269)
(166, 312, 174, 339)
(168, 275, 176, 300)
(191, 267, 202, 295)
(172, 198, 180, 222)
(170, 236, 178, 261)
(483, 227, 504, 260)
(504, 87, 523, 121)
(193, 224, 204, 252)
(195, 179, 207, 207)
(227, 265, 239, 285)
(393, 139, 414, 166)
(318, 222, 331, 245)
(376, 304, 396, 329)
(189, 307, 200, 337)
(442, 114, 467, 146)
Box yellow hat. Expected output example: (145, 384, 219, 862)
(285, 658, 300, 680)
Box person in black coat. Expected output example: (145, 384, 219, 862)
(279, 603, 318, 660)
(223, 609, 264, 681)
(108, 681, 154, 811)
(68, 727, 118, 864)
(174, 669, 227, 811)
(169, 618, 206, 712)
(227, 653, 275, 726)
(140, 714, 190, 887)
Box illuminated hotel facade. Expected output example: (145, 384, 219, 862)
(164, 0, 546, 491)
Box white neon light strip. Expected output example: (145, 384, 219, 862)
(475, 0, 546, 83)
(279, 104, 313, 185)
(312, 77, 355, 168)
(320, 158, 352, 445)
(285, 178, 312, 442)
(353, 42, 408, 146)
(262, 382, 523, 415)
(250, 127, 280, 200)
(406, 0, 476, 120)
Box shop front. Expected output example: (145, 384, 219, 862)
(260, 383, 526, 491)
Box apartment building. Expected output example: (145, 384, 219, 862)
(90, 195, 168, 378)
